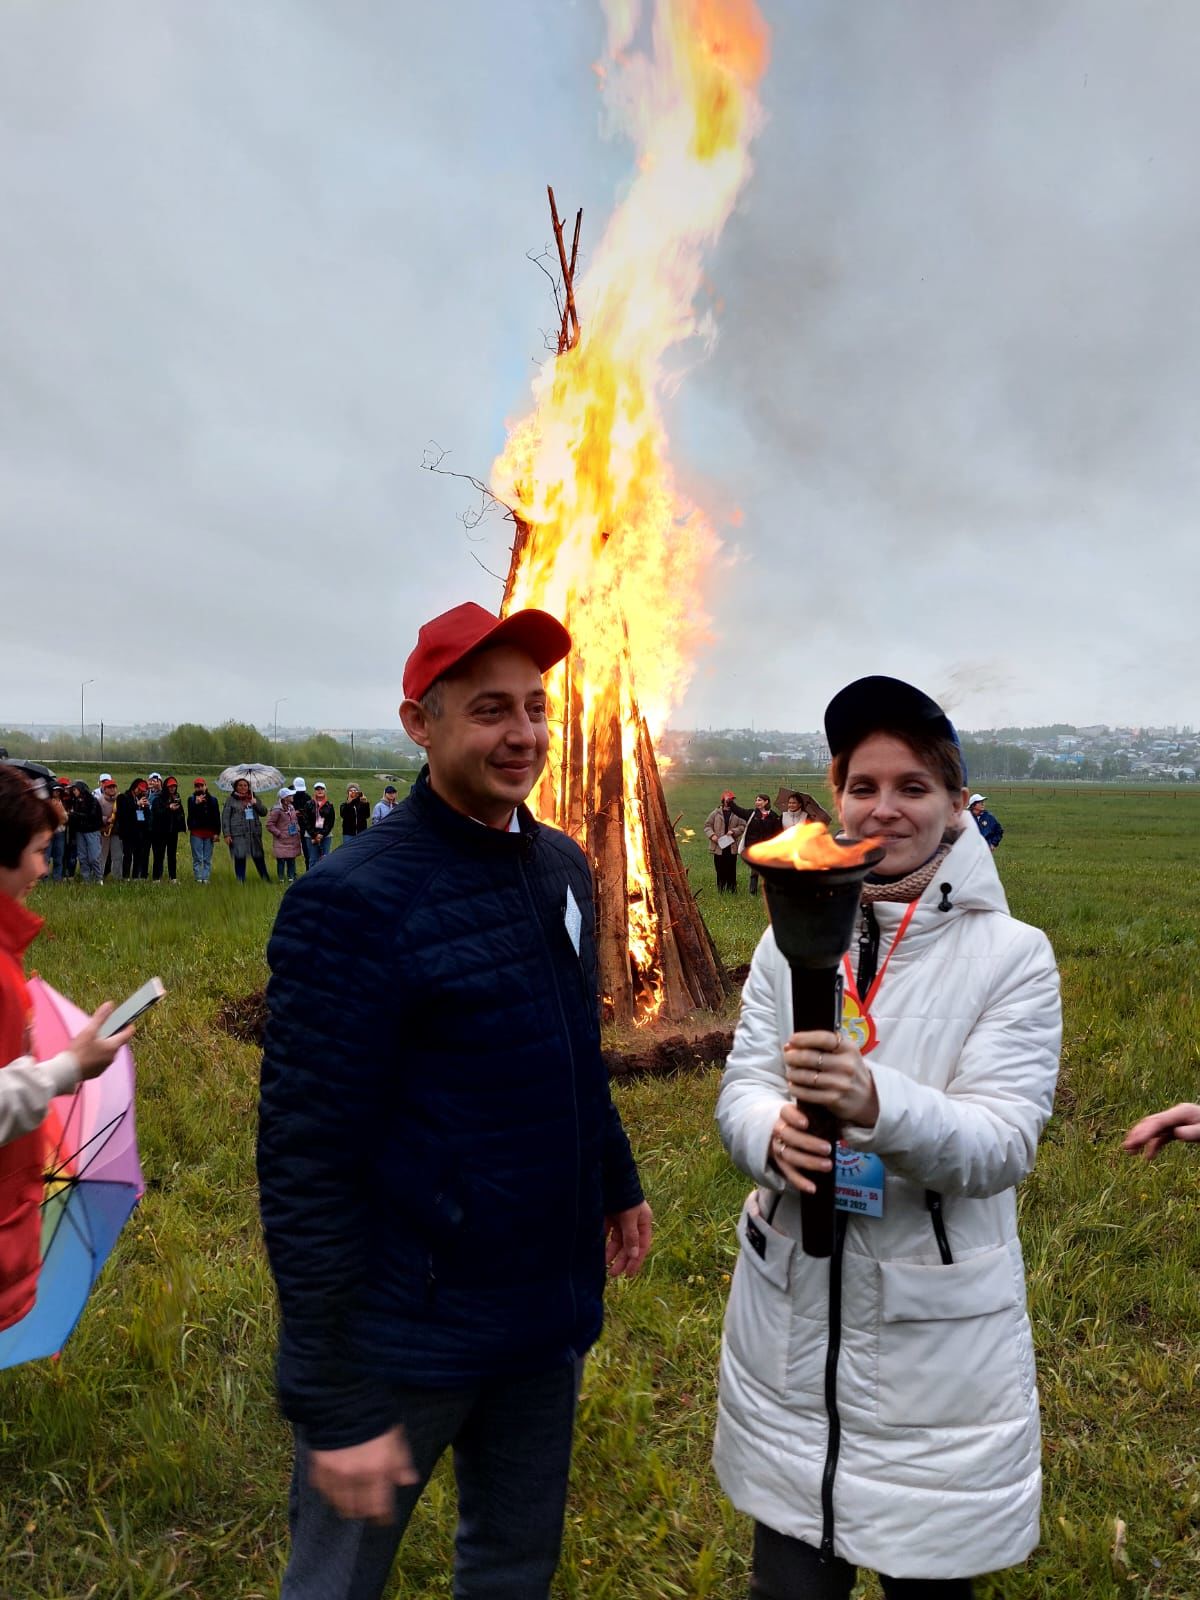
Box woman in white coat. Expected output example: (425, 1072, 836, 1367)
(714, 676, 1061, 1598)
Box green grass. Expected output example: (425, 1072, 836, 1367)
(1, 783, 1198, 1596)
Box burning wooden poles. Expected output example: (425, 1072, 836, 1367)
(505, 521, 729, 1024)
(499, 187, 729, 1025)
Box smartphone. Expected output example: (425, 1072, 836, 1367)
(98, 977, 167, 1039)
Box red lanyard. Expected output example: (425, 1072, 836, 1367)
(842, 898, 919, 1014)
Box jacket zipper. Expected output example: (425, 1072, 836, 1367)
(517, 849, 581, 1331)
(819, 1210, 849, 1559)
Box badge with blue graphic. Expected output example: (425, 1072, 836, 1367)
(834, 1143, 885, 1218)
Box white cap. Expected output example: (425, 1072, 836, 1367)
(149, 771, 162, 781)
(313, 780, 328, 790)
(292, 777, 307, 791)
(968, 793, 987, 806)
(278, 786, 293, 799)
(98, 772, 113, 783)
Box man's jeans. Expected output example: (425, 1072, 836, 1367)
(281, 1359, 581, 1600)
(191, 835, 215, 883)
(76, 831, 103, 884)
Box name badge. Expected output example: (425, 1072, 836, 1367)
(834, 1144, 885, 1218)
(244, 805, 255, 820)
(563, 885, 582, 956)
(135, 808, 145, 822)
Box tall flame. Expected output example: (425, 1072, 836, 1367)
(493, 0, 770, 1020)
(495, 0, 769, 734)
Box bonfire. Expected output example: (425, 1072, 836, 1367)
(491, 0, 771, 1026)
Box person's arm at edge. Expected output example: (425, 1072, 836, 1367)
(0, 1053, 81, 1146)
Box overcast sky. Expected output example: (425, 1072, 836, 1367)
(3, 0, 1197, 736)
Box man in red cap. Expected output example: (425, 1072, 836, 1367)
(259, 601, 653, 1600)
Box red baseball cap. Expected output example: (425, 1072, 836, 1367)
(402, 602, 571, 703)
(194, 777, 207, 786)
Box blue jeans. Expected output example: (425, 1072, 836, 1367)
(76, 831, 103, 883)
(46, 831, 66, 880)
(276, 856, 297, 881)
(191, 835, 215, 883)
(281, 1359, 581, 1600)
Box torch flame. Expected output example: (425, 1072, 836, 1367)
(746, 823, 885, 872)
(494, 0, 770, 1023)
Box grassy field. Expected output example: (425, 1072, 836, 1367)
(1, 777, 1197, 1598)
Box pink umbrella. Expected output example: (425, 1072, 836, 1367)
(0, 977, 145, 1367)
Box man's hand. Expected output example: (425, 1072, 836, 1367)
(605, 1201, 653, 1278)
(1123, 1104, 1200, 1159)
(308, 1426, 419, 1524)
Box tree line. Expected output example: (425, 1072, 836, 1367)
(0, 722, 420, 773)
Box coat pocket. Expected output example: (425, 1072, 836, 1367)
(722, 1193, 796, 1394)
(876, 1247, 1026, 1428)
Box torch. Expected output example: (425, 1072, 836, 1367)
(745, 825, 884, 1258)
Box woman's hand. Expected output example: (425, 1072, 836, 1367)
(769, 1103, 834, 1194)
(783, 1029, 879, 1128)
(68, 1003, 136, 1081)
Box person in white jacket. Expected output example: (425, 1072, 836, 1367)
(714, 676, 1061, 1598)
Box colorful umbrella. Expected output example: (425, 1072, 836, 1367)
(0, 978, 145, 1368)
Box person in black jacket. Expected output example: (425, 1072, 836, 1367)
(301, 782, 336, 866)
(186, 778, 222, 885)
(116, 778, 152, 879)
(739, 791, 783, 897)
(67, 780, 104, 884)
(150, 775, 186, 882)
(339, 783, 370, 844)
(258, 601, 652, 1600)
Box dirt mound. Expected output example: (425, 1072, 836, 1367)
(216, 991, 267, 1047)
(216, 991, 735, 1080)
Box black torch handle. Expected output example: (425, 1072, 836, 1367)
(789, 965, 844, 1259)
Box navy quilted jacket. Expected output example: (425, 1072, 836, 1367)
(258, 770, 644, 1449)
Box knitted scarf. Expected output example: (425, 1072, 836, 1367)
(859, 832, 956, 905)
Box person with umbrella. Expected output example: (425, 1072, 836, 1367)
(222, 777, 269, 883)
(0, 765, 134, 1331)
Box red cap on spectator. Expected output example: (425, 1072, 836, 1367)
(402, 602, 571, 703)
(194, 778, 206, 786)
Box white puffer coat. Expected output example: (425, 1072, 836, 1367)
(713, 818, 1061, 1580)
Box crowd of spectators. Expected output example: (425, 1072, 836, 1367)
(43, 773, 403, 886)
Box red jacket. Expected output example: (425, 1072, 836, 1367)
(0, 893, 46, 1331)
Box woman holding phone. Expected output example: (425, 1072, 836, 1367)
(714, 677, 1061, 1598)
(0, 766, 134, 1324)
